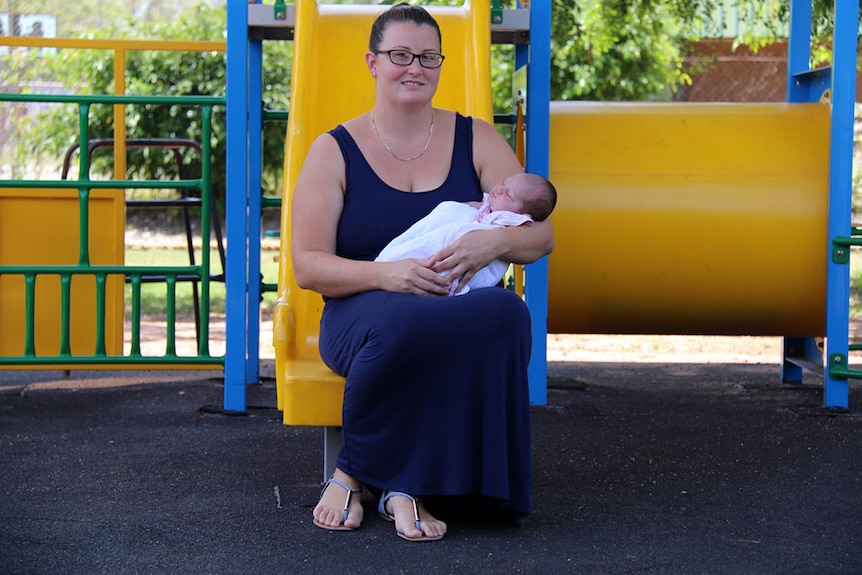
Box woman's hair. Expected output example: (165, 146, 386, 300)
(369, 2, 442, 52)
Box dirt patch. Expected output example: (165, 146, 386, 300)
(131, 317, 862, 365)
(547, 333, 783, 364)
(131, 317, 791, 364)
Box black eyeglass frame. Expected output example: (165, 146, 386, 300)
(374, 50, 446, 69)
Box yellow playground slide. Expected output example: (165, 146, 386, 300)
(272, 1, 831, 428)
(273, 0, 494, 425)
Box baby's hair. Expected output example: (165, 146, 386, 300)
(521, 173, 557, 222)
(369, 3, 442, 52)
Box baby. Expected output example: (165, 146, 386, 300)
(375, 172, 557, 295)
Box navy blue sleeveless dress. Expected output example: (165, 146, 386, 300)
(319, 113, 532, 519)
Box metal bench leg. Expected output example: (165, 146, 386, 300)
(323, 427, 342, 482)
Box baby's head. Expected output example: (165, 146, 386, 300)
(487, 172, 557, 221)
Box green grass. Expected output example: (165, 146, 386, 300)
(852, 257, 862, 318)
(126, 244, 862, 322)
(124, 246, 279, 319)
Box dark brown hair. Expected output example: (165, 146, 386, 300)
(369, 3, 442, 52)
(522, 173, 557, 222)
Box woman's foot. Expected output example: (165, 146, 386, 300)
(312, 469, 364, 531)
(378, 491, 447, 542)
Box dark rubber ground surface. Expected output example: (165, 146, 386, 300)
(2, 361, 860, 574)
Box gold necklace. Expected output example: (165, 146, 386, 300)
(371, 111, 435, 162)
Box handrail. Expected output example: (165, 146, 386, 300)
(60, 137, 229, 347)
(0, 89, 225, 367)
(0, 93, 223, 105)
(0, 37, 224, 51)
(0, 37, 225, 180)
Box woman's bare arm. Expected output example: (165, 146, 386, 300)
(291, 133, 451, 298)
(429, 118, 554, 286)
(473, 117, 554, 261)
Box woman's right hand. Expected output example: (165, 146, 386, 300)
(379, 258, 452, 296)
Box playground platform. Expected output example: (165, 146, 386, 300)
(2, 344, 861, 574)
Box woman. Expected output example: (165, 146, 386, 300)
(291, 3, 554, 542)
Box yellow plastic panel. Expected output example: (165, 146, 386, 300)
(547, 102, 830, 336)
(0, 188, 125, 359)
(274, 0, 492, 424)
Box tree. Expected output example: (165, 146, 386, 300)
(549, 0, 692, 101)
(545, 0, 862, 102)
(3, 0, 222, 37)
(15, 2, 291, 210)
(6, 0, 858, 193)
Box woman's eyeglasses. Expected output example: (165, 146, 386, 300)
(375, 50, 445, 69)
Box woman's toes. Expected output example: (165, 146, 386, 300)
(388, 497, 446, 540)
(313, 472, 364, 530)
(420, 517, 447, 539)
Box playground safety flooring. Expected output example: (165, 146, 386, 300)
(2, 336, 861, 574)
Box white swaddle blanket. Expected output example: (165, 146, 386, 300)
(374, 195, 533, 295)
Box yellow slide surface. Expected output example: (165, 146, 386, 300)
(548, 102, 830, 336)
(274, 0, 493, 425)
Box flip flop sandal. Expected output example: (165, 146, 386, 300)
(313, 476, 363, 531)
(378, 491, 444, 542)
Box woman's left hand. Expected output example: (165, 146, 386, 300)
(428, 229, 501, 291)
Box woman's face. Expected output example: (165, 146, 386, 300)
(369, 22, 441, 106)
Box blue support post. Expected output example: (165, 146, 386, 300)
(224, 0, 251, 412)
(524, 1, 551, 406)
(785, 0, 812, 103)
(822, 0, 859, 409)
(781, 0, 816, 384)
(246, 35, 263, 385)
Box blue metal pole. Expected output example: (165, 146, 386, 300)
(823, 0, 858, 409)
(524, 1, 551, 406)
(785, 0, 812, 103)
(224, 0, 251, 412)
(246, 36, 263, 384)
(781, 0, 814, 384)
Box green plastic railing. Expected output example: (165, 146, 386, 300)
(828, 227, 862, 377)
(0, 93, 226, 366)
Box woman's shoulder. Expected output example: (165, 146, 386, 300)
(340, 113, 371, 136)
(467, 115, 522, 187)
(313, 113, 371, 152)
(447, 110, 490, 129)
(304, 127, 349, 171)
(451, 112, 507, 148)
(468, 114, 500, 139)
(308, 128, 343, 154)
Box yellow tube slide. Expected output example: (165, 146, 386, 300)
(547, 102, 830, 336)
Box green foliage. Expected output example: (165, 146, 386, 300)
(18, 2, 291, 208)
(7, 0, 222, 38)
(6, 0, 860, 195)
(694, 0, 862, 67)
(545, 0, 862, 102)
(550, 0, 692, 101)
(487, 1, 703, 105)
(124, 244, 279, 318)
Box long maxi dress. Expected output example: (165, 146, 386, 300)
(318, 113, 533, 518)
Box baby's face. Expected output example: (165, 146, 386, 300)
(488, 174, 529, 214)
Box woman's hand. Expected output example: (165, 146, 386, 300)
(380, 258, 452, 296)
(429, 229, 501, 292)
(429, 220, 554, 291)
